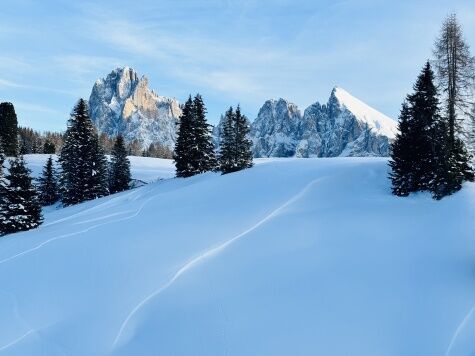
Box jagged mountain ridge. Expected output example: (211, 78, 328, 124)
(89, 67, 181, 150)
(250, 87, 397, 157)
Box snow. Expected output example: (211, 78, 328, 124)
(22, 154, 176, 183)
(0, 158, 474, 355)
(334, 87, 398, 139)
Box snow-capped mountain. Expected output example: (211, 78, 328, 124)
(251, 87, 398, 157)
(89, 67, 182, 150)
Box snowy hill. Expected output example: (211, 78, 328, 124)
(248, 87, 398, 157)
(89, 67, 181, 150)
(23, 154, 176, 183)
(0, 158, 474, 355)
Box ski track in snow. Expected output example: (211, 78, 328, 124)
(0, 190, 161, 266)
(112, 177, 322, 348)
(0, 330, 35, 352)
(445, 302, 475, 356)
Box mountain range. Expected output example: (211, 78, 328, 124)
(88, 67, 397, 157)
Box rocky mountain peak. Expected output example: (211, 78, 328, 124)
(89, 67, 181, 151)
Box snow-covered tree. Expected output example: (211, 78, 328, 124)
(59, 99, 109, 206)
(0, 156, 43, 236)
(38, 156, 59, 206)
(109, 135, 131, 194)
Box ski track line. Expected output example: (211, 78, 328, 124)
(112, 177, 322, 348)
(43, 188, 144, 227)
(445, 302, 475, 356)
(0, 191, 161, 266)
(0, 329, 35, 352)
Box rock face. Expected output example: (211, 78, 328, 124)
(89, 67, 181, 150)
(251, 87, 397, 157)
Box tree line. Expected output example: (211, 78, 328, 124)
(0, 99, 131, 236)
(390, 14, 475, 199)
(0, 94, 253, 236)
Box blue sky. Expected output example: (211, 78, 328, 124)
(1, 0, 474, 131)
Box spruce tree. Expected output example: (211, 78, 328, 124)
(219, 106, 253, 174)
(43, 140, 56, 154)
(234, 105, 253, 171)
(109, 135, 131, 194)
(174, 97, 195, 177)
(0, 102, 19, 156)
(218, 107, 236, 173)
(0, 141, 7, 235)
(38, 156, 59, 206)
(0, 156, 43, 235)
(389, 103, 414, 196)
(59, 99, 109, 206)
(192, 94, 217, 173)
(406, 62, 440, 191)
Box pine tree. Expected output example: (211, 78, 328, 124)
(234, 105, 253, 171)
(218, 107, 236, 173)
(406, 62, 440, 191)
(109, 135, 131, 194)
(59, 99, 109, 206)
(38, 156, 59, 206)
(219, 106, 253, 174)
(43, 140, 56, 154)
(174, 96, 195, 177)
(0, 141, 7, 235)
(389, 103, 414, 196)
(0, 156, 43, 235)
(0, 102, 19, 156)
(192, 94, 217, 173)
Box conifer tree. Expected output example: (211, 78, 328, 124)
(174, 96, 195, 177)
(389, 103, 414, 196)
(0, 141, 7, 235)
(59, 99, 109, 206)
(43, 140, 56, 154)
(219, 106, 253, 174)
(38, 156, 59, 206)
(0, 102, 19, 156)
(192, 94, 217, 173)
(109, 135, 131, 194)
(234, 105, 253, 170)
(218, 107, 236, 173)
(0, 156, 43, 235)
(406, 62, 440, 191)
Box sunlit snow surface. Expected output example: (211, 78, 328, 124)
(0, 157, 474, 355)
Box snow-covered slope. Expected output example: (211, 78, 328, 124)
(0, 158, 474, 355)
(23, 154, 175, 182)
(89, 67, 181, 150)
(250, 87, 398, 157)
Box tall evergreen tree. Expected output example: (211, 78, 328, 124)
(174, 95, 217, 177)
(59, 99, 109, 206)
(109, 135, 131, 194)
(0, 156, 43, 235)
(174, 96, 195, 178)
(192, 94, 217, 173)
(43, 140, 56, 154)
(0, 102, 19, 156)
(38, 156, 59, 206)
(234, 105, 253, 171)
(389, 103, 415, 196)
(0, 141, 7, 235)
(406, 62, 440, 191)
(219, 106, 253, 174)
